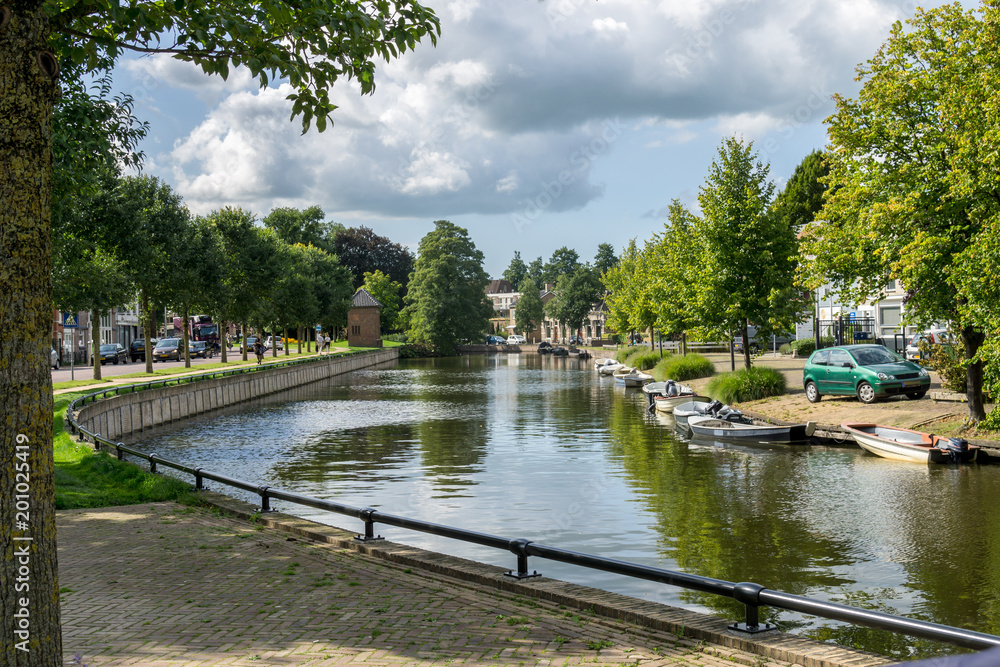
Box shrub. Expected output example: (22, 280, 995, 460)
(788, 337, 834, 358)
(383, 333, 408, 343)
(397, 343, 442, 358)
(653, 353, 715, 382)
(704, 366, 787, 404)
(923, 341, 967, 393)
(778, 343, 792, 355)
(614, 345, 643, 363)
(624, 349, 664, 370)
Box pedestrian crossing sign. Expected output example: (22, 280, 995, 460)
(62, 313, 79, 328)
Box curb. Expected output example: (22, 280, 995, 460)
(193, 490, 891, 667)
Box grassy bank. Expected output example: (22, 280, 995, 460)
(53, 392, 195, 509)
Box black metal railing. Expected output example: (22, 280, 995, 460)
(64, 364, 1000, 653)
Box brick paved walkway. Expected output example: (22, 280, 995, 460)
(59, 503, 796, 667)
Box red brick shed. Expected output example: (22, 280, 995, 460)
(347, 288, 383, 348)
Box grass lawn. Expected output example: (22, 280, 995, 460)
(53, 391, 195, 509)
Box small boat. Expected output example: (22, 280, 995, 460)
(671, 398, 718, 426)
(840, 423, 980, 464)
(551, 346, 569, 356)
(688, 415, 816, 443)
(537, 342, 553, 354)
(569, 348, 591, 360)
(653, 393, 710, 413)
(598, 361, 623, 375)
(595, 358, 619, 371)
(613, 366, 653, 387)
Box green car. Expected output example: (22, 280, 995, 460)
(803, 344, 931, 404)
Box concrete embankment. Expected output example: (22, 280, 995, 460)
(73, 348, 398, 442)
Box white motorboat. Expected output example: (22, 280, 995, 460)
(841, 423, 980, 464)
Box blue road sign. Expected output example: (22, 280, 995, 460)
(62, 312, 79, 328)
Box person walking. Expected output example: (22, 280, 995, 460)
(253, 337, 264, 365)
(319, 332, 328, 355)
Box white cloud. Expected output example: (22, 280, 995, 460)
(153, 0, 928, 219)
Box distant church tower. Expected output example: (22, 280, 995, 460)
(347, 288, 383, 348)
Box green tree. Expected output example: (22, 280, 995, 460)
(3, 4, 440, 654)
(332, 226, 415, 290)
(697, 137, 804, 369)
(167, 215, 226, 368)
(271, 243, 318, 355)
(361, 270, 403, 332)
(800, 3, 996, 420)
(502, 251, 528, 289)
(403, 221, 493, 354)
(770, 150, 829, 231)
(646, 201, 705, 346)
(209, 208, 283, 361)
(602, 239, 656, 340)
(263, 206, 338, 254)
(594, 242, 619, 277)
(542, 246, 580, 285)
(545, 265, 603, 339)
(527, 256, 545, 286)
(514, 278, 544, 337)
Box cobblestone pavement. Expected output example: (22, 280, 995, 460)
(59, 502, 794, 667)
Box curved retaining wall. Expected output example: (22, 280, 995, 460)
(75, 349, 398, 442)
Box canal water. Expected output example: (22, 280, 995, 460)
(135, 354, 1000, 659)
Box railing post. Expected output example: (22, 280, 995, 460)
(116, 443, 125, 461)
(93, 433, 102, 452)
(148, 453, 158, 474)
(355, 507, 384, 542)
(258, 485, 274, 512)
(504, 538, 541, 579)
(194, 467, 204, 491)
(729, 582, 773, 633)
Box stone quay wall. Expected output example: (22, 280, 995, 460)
(75, 348, 398, 442)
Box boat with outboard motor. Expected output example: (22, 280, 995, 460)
(687, 414, 816, 443)
(642, 379, 707, 413)
(673, 398, 725, 427)
(840, 423, 980, 463)
(595, 358, 621, 373)
(613, 366, 654, 387)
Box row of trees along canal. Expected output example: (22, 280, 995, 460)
(1, 0, 440, 660)
(606, 3, 1000, 429)
(55, 170, 417, 381)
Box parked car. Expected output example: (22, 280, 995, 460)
(568, 335, 584, 345)
(152, 338, 183, 362)
(905, 328, 952, 362)
(189, 340, 214, 359)
(485, 335, 506, 345)
(99, 343, 128, 365)
(51, 348, 59, 370)
(129, 338, 158, 362)
(244, 336, 258, 351)
(264, 336, 284, 350)
(803, 344, 931, 404)
(507, 334, 527, 345)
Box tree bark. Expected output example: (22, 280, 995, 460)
(961, 325, 987, 422)
(741, 323, 752, 370)
(182, 307, 190, 368)
(143, 292, 154, 373)
(220, 320, 228, 363)
(242, 321, 248, 360)
(91, 310, 102, 380)
(1, 1, 64, 662)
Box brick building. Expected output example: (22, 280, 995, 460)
(347, 289, 383, 348)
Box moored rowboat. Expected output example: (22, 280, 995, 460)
(613, 366, 654, 387)
(653, 393, 710, 414)
(840, 422, 980, 464)
(688, 415, 816, 443)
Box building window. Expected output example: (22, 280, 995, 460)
(886, 280, 897, 292)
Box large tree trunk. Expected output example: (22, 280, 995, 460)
(0, 2, 64, 661)
(182, 307, 191, 368)
(961, 325, 987, 422)
(91, 310, 102, 380)
(242, 320, 248, 361)
(272, 323, 278, 357)
(143, 292, 154, 373)
(741, 323, 752, 370)
(220, 320, 227, 363)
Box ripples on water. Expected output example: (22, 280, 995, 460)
(135, 354, 1000, 659)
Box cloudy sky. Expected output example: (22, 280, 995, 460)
(114, 0, 949, 277)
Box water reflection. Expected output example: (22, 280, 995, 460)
(134, 354, 1000, 659)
